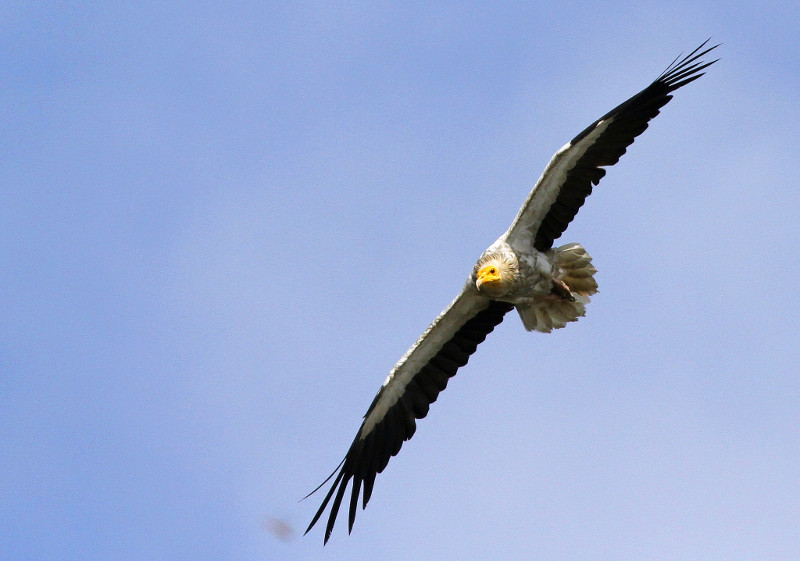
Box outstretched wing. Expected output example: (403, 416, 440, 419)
(504, 40, 719, 253)
(305, 287, 514, 543)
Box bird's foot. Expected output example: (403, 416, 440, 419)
(550, 278, 576, 302)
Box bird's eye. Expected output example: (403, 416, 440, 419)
(490, 267, 497, 275)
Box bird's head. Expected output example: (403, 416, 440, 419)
(474, 253, 516, 298)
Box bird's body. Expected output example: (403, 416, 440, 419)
(473, 238, 597, 330)
(305, 41, 719, 544)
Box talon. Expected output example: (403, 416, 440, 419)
(550, 278, 575, 301)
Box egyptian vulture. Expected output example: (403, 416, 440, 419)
(306, 41, 718, 543)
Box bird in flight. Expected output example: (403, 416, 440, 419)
(306, 41, 718, 544)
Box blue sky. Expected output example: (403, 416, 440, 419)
(3, 3, 799, 560)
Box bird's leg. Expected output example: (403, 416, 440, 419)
(550, 277, 576, 301)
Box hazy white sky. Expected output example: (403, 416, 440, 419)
(3, 3, 799, 560)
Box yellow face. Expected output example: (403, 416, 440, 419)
(476, 263, 504, 296)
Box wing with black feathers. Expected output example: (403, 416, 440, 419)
(505, 40, 719, 253)
(305, 290, 512, 544)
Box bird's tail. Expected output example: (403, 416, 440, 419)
(554, 242, 598, 296)
(517, 243, 598, 333)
